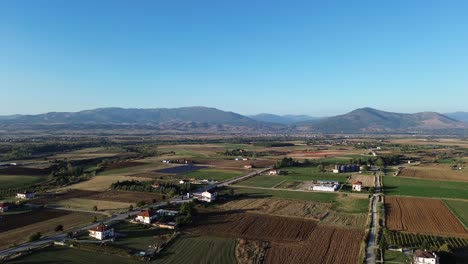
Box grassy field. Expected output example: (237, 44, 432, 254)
(0, 212, 101, 250)
(231, 187, 369, 214)
(53, 198, 132, 212)
(383, 176, 468, 199)
(239, 166, 349, 188)
(111, 222, 173, 251)
(178, 169, 243, 182)
(384, 250, 410, 263)
(444, 200, 468, 227)
(0, 175, 45, 190)
(155, 235, 237, 264)
(5, 246, 140, 264)
(61, 176, 153, 191)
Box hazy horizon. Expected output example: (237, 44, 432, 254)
(2, 1, 468, 115)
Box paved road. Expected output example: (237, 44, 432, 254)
(0, 167, 269, 258)
(366, 173, 382, 264)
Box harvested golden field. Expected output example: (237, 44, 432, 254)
(218, 198, 368, 229)
(399, 164, 468, 182)
(60, 175, 153, 191)
(265, 226, 365, 264)
(386, 196, 468, 238)
(350, 174, 375, 187)
(0, 211, 100, 249)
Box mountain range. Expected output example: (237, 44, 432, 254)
(0, 107, 467, 135)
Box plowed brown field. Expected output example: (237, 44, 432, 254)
(190, 212, 317, 242)
(265, 227, 364, 264)
(385, 196, 468, 238)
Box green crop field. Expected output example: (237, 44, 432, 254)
(111, 222, 174, 251)
(384, 250, 410, 263)
(231, 187, 369, 214)
(383, 176, 468, 199)
(6, 246, 140, 264)
(179, 169, 243, 182)
(0, 175, 45, 190)
(444, 200, 468, 227)
(155, 235, 237, 264)
(239, 166, 349, 188)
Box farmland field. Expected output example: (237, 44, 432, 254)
(398, 164, 468, 182)
(0, 208, 69, 233)
(52, 198, 132, 212)
(385, 196, 468, 238)
(231, 187, 369, 214)
(5, 246, 140, 264)
(111, 221, 173, 251)
(0, 175, 45, 190)
(218, 198, 368, 229)
(156, 235, 237, 264)
(0, 211, 100, 249)
(265, 226, 365, 264)
(383, 176, 468, 199)
(155, 165, 206, 174)
(178, 168, 243, 182)
(349, 174, 375, 187)
(190, 212, 318, 242)
(61, 175, 154, 191)
(444, 200, 468, 227)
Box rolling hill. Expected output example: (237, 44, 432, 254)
(444, 112, 468, 122)
(295, 107, 468, 133)
(249, 114, 318, 124)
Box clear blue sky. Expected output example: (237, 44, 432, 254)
(1, 0, 467, 116)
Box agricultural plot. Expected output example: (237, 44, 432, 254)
(383, 176, 468, 199)
(191, 158, 275, 169)
(52, 198, 132, 212)
(190, 212, 318, 242)
(155, 235, 237, 264)
(265, 226, 365, 264)
(61, 175, 154, 191)
(86, 190, 165, 204)
(385, 230, 468, 255)
(0, 211, 100, 250)
(349, 174, 375, 187)
(0, 208, 69, 233)
(111, 222, 173, 251)
(155, 165, 206, 175)
(444, 200, 468, 228)
(0, 175, 45, 191)
(231, 187, 369, 214)
(385, 197, 468, 238)
(178, 169, 243, 182)
(398, 164, 468, 182)
(5, 246, 140, 264)
(218, 198, 368, 229)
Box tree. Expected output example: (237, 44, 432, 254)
(376, 158, 385, 168)
(93, 205, 98, 211)
(439, 243, 452, 253)
(129, 204, 134, 211)
(378, 236, 387, 250)
(136, 200, 146, 207)
(361, 165, 368, 172)
(93, 216, 98, 222)
(54, 224, 64, 232)
(29, 232, 42, 242)
(317, 164, 325, 172)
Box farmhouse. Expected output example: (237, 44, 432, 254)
(0, 202, 13, 212)
(414, 250, 439, 264)
(179, 179, 190, 184)
(16, 191, 35, 199)
(135, 210, 158, 224)
(311, 181, 340, 192)
(352, 181, 363, 192)
(88, 223, 114, 240)
(194, 190, 217, 203)
(152, 182, 160, 188)
(268, 169, 280, 175)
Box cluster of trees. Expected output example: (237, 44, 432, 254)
(222, 149, 256, 157)
(252, 142, 295, 148)
(110, 180, 190, 197)
(350, 155, 402, 167)
(273, 157, 300, 169)
(175, 201, 196, 225)
(123, 144, 158, 157)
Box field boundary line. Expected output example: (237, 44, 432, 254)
(271, 180, 287, 189)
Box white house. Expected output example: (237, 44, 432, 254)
(414, 250, 439, 264)
(135, 210, 158, 224)
(201, 191, 217, 202)
(16, 191, 35, 199)
(352, 181, 363, 192)
(311, 181, 340, 192)
(179, 179, 190, 184)
(268, 170, 280, 175)
(88, 223, 114, 240)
